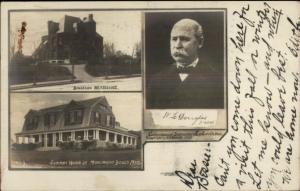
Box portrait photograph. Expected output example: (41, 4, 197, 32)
(145, 11, 226, 109)
(2, 2, 300, 191)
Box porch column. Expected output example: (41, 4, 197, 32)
(133, 138, 136, 145)
(39, 134, 42, 143)
(16, 135, 19, 144)
(105, 131, 109, 142)
(29, 135, 35, 143)
(71, 131, 75, 141)
(59, 132, 63, 141)
(22, 137, 26, 144)
(83, 130, 88, 141)
(121, 135, 124, 144)
(92, 130, 95, 139)
(114, 133, 117, 143)
(44, 134, 48, 148)
(52, 133, 56, 147)
(95, 130, 99, 140)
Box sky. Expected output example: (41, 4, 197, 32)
(10, 93, 142, 141)
(10, 11, 141, 56)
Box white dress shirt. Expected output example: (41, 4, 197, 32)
(176, 58, 199, 82)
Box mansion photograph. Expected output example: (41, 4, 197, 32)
(10, 93, 142, 169)
(9, 11, 142, 91)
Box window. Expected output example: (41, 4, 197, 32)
(76, 110, 83, 121)
(106, 115, 110, 126)
(117, 135, 122, 143)
(65, 109, 83, 125)
(100, 105, 106, 110)
(50, 114, 56, 124)
(44, 114, 50, 126)
(94, 111, 101, 124)
(26, 116, 39, 130)
(110, 117, 115, 127)
(99, 131, 106, 140)
(73, 23, 78, 33)
(109, 133, 115, 142)
(44, 113, 57, 127)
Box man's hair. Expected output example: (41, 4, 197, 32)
(193, 22, 204, 46)
(173, 18, 204, 46)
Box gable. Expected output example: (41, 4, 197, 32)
(64, 100, 84, 110)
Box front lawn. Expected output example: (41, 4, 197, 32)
(9, 63, 74, 85)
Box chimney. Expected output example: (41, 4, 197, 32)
(88, 14, 93, 21)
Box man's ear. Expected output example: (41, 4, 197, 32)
(198, 37, 204, 49)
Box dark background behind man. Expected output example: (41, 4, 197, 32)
(145, 11, 225, 109)
(145, 11, 224, 75)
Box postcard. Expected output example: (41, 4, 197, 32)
(1, 1, 299, 191)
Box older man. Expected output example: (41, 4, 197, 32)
(147, 18, 224, 109)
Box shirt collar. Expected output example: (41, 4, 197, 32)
(176, 58, 199, 68)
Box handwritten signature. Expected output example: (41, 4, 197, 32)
(175, 144, 211, 190)
(162, 112, 208, 126)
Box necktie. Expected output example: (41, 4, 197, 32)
(176, 66, 194, 74)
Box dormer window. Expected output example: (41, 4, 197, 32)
(94, 111, 101, 123)
(100, 105, 106, 110)
(65, 109, 83, 125)
(110, 116, 115, 127)
(26, 116, 39, 130)
(44, 112, 58, 127)
(106, 115, 110, 126)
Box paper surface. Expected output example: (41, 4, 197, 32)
(1, 1, 299, 191)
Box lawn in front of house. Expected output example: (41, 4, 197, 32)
(10, 149, 142, 169)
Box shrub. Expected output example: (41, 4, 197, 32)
(57, 141, 75, 150)
(73, 141, 83, 151)
(81, 140, 96, 150)
(104, 142, 120, 150)
(86, 140, 100, 151)
(85, 57, 141, 77)
(58, 140, 99, 151)
(12, 143, 41, 151)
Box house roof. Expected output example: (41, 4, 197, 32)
(17, 96, 138, 136)
(34, 96, 109, 114)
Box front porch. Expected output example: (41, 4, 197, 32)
(15, 128, 138, 150)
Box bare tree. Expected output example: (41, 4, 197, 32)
(133, 41, 141, 59)
(103, 42, 115, 58)
(9, 29, 18, 60)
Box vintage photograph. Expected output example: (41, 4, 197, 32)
(145, 11, 226, 109)
(2, 2, 300, 191)
(10, 93, 143, 169)
(9, 11, 142, 91)
(143, 10, 227, 134)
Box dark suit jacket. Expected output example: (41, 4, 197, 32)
(147, 61, 224, 109)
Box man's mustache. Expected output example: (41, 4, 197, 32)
(172, 51, 188, 57)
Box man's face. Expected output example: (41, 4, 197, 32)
(170, 22, 200, 66)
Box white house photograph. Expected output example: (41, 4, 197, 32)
(10, 93, 143, 169)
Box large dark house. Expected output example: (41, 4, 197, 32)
(32, 14, 103, 64)
(15, 96, 138, 150)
